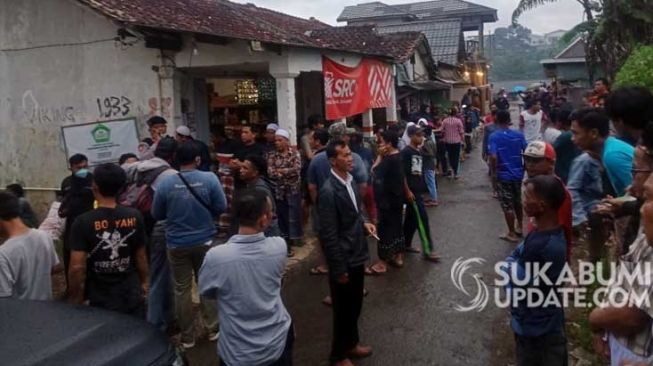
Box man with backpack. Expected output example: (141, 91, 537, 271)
(152, 142, 227, 349)
(121, 137, 177, 331)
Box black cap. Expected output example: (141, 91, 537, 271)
(154, 137, 177, 157)
(407, 125, 424, 136)
(147, 116, 167, 127)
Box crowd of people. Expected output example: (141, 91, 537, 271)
(2, 78, 653, 366)
(485, 83, 653, 366)
(0, 105, 474, 366)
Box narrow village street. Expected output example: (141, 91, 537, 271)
(188, 148, 516, 366)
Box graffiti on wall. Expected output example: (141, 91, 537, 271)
(148, 97, 172, 119)
(96, 96, 132, 118)
(22, 90, 75, 124)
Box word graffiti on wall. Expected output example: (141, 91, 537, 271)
(148, 97, 172, 119)
(96, 96, 132, 118)
(22, 90, 75, 124)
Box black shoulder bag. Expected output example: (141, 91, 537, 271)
(177, 173, 213, 213)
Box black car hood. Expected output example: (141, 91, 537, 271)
(0, 299, 176, 366)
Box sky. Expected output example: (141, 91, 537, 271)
(232, 0, 586, 35)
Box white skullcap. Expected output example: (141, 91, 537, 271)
(266, 123, 279, 131)
(175, 125, 191, 137)
(275, 128, 290, 140)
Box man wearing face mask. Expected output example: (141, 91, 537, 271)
(58, 153, 95, 283)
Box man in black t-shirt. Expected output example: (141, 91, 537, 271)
(68, 163, 149, 317)
(58, 154, 95, 283)
(401, 125, 442, 262)
(230, 126, 268, 188)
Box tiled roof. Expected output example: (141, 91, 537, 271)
(377, 20, 461, 65)
(338, 0, 497, 22)
(78, 0, 330, 48)
(309, 26, 429, 63)
(77, 0, 431, 61)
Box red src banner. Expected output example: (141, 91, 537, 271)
(323, 57, 393, 120)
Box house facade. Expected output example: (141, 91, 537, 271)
(1, 0, 440, 212)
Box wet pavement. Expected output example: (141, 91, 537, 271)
(187, 147, 516, 366)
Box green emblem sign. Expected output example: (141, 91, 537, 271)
(91, 124, 111, 143)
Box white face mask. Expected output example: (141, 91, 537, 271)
(74, 168, 90, 178)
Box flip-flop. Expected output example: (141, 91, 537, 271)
(309, 266, 329, 275)
(365, 266, 387, 276)
(423, 254, 442, 262)
(499, 234, 519, 243)
(514, 231, 524, 238)
(365, 266, 386, 276)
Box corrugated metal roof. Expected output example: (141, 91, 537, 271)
(377, 20, 461, 65)
(338, 0, 497, 22)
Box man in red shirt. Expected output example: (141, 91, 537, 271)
(523, 141, 574, 260)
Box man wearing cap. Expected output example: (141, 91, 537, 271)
(264, 123, 280, 153)
(401, 125, 442, 263)
(523, 141, 573, 260)
(140, 116, 169, 160)
(175, 125, 212, 172)
(267, 128, 302, 256)
(489, 110, 528, 243)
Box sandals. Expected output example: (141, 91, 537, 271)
(499, 234, 520, 243)
(405, 247, 422, 254)
(365, 266, 387, 276)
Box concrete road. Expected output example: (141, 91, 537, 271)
(187, 147, 516, 365)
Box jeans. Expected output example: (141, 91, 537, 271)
(424, 169, 438, 201)
(168, 243, 218, 343)
(404, 196, 433, 252)
(329, 266, 365, 363)
(147, 222, 174, 330)
(445, 143, 462, 176)
(276, 191, 303, 240)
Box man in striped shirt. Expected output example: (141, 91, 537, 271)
(440, 108, 466, 179)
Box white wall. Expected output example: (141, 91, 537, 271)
(0, 0, 163, 190)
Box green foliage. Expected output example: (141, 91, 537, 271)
(512, 0, 559, 25)
(614, 45, 653, 92)
(488, 25, 554, 82)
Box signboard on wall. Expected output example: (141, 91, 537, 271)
(61, 118, 140, 166)
(322, 57, 393, 120)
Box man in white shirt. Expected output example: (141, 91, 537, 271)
(0, 191, 59, 300)
(520, 101, 544, 143)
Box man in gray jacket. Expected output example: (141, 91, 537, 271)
(319, 139, 377, 366)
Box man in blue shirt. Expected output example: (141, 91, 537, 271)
(152, 142, 227, 349)
(502, 175, 568, 366)
(571, 109, 634, 197)
(489, 110, 528, 243)
(199, 189, 292, 366)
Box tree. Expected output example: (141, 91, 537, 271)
(488, 25, 555, 82)
(614, 46, 653, 92)
(512, 0, 653, 81)
(512, 0, 596, 25)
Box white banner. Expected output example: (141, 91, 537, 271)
(62, 118, 140, 166)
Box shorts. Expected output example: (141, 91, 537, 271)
(497, 181, 523, 212)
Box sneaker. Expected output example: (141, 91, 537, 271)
(208, 332, 220, 342)
(181, 340, 196, 349)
